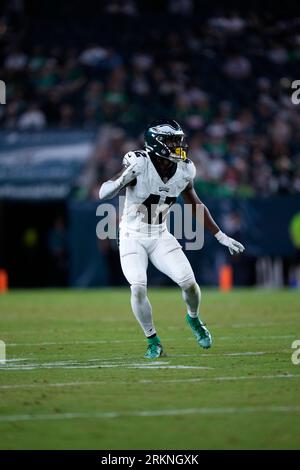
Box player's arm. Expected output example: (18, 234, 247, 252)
(181, 182, 245, 255)
(99, 153, 138, 200)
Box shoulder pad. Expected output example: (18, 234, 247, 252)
(184, 159, 196, 181)
(133, 150, 148, 159)
(122, 150, 146, 173)
(123, 150, 147, 167)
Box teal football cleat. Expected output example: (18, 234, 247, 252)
(144, 335, 164, 359)
(186, 314, 212, 349)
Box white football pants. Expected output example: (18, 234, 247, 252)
(119, 229, 200, 337)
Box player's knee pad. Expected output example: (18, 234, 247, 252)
(130, 284, 147, 303)
(182, 282, 201, 311)
(178, 275, 197, 291)
(183, 281, 201, 297)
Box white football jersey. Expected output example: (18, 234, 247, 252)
(119, 149, 196, 234)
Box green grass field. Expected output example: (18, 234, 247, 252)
(0, 288, 300, 450)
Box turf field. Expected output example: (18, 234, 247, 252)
(0, 288, 299, 450)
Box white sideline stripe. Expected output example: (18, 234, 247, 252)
(0, 381, 103, 389)
(6, 335, 295, 347)
(1, 405, 300, 423)
(0, 358, 213, 371)
(0, 350, 287, 370)
(0, 351, 286, 368)
(142, 374, 300, 384)
(128, 365, 213, 370)
(0, 360, 170, 370)
(0, 364, 213, 371)
(3, 358, 165, 366)
(1, 374, 299, 390)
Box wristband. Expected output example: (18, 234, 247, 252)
(214, 230, 224, 241)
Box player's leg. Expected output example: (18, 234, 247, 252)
(149, 237, 203, 319)
(119, 237, 154, 336)
(149, 233, 212, 348)
(119, 236, 164, 358)
(182, 282, 212, 349)
(182, 281, 201, 318)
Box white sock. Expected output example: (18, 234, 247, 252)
(130, 285, 156, 337)
(182, 282, 201, 318)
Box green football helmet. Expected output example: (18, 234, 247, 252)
(144, 119, 188, 163)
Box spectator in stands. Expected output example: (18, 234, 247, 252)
(1, 9, 300, 197)
(18, 103, 46, 130)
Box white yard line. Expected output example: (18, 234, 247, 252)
(0, 364, 213, 371)
(0, 350, 287, 370)
(1, 373, 299, 390)
(0, 350, 287, 366)
(128, 365, 213, 370)
(0, 405, 300, 423)
(141, 374, 300, 384)
(0, 360, 170, 370)
(0, 381, 103, 389)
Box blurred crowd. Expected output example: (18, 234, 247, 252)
(1, 1, 300, 196)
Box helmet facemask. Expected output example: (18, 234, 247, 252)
(158, 134, 188, 163)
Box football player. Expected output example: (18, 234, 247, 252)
(99, 120, 245, 358)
